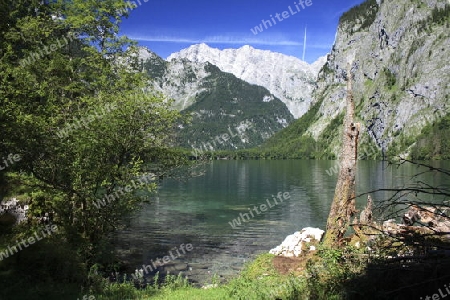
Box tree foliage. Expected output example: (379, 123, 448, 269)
(339, 0, 379, 31)
(410, 113, 450, 160)
(0, 0, 187, 268)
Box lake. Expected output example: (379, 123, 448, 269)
(115, 160, 449, 285)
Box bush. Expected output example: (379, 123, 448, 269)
(223, 253, 306, 299)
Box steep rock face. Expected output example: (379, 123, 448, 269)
(168, 44, 327, 118)
(140, 48, 211, 111)
(309, 0, 449, 157)
(139, 48, 294, 150)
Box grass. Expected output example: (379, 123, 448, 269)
(149, 287, 230, 300)
(88, 253, 310, 299)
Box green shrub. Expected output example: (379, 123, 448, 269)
(219, 253, 305, 299)
(383, 68, 397, 90)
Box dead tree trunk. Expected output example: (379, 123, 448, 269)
(323, 63, 360, 247)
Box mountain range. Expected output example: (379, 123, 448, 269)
(139, 0, 449, 159)
(139, 47, 296, 151)
(167, 44, 327, 119)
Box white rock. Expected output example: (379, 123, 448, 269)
(269, 227, 324, 257)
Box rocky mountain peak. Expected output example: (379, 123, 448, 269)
(168, 43, 327, 118)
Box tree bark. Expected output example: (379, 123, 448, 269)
(323, 63, 360, 247)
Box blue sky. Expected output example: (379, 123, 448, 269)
(119, 0, 366, 64)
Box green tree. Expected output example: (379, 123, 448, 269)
(0, 0, 187, 267)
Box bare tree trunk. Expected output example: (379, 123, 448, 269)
(323, 63, 360, 247)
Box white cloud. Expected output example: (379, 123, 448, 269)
(126, 34, 330, 49)
(126, 34, 298, 46)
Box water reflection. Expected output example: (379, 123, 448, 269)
(115, 160, 449, 285)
